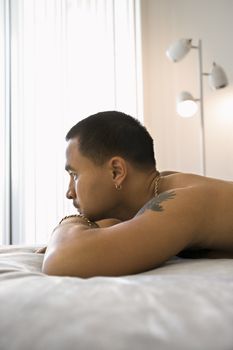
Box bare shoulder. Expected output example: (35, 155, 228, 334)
(163, 171, 233, 189)
(160, 170, 180, 176)
(134, 185, 209, 244)
(159, 177, 233, 253)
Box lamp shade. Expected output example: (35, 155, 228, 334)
(208, 62, 228, 90)
(166, 39, 192, 62)
(176, 91, 198, 117)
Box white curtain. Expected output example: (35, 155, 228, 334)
(1, 0, 11, 244)
(0, 0, 143, 244)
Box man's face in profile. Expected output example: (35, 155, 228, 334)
(65, 138, 118, 221)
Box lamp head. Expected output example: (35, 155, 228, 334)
(208, 62, 228, 90)
(166, 39, 192, 62)
(176, 91, 198, 117)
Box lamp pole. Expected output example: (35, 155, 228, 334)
(167, 38, 228, 177)
(193, 39, 206, 176)
(198, 39, 206, 176)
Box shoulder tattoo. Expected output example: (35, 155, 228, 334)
(136, 191, 176, 216)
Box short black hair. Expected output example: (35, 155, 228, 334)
(66, 111, 156, 170)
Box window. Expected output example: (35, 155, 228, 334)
(0, 0, 143, 244)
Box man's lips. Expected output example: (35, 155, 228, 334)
(73, 201, 79, 210)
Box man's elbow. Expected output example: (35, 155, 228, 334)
(41, 251, 93, 278)
(42, 263, 57, 276)
(41, 254, 62, 276)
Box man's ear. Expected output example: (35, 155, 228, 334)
(108, 157, 127, 186)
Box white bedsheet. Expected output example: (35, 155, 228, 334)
(0, 245, 233, 350)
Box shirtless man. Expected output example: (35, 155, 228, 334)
(40, 111, 233, 277)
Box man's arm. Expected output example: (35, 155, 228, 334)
(42, 187, 205, 278)
(35, 218, 120, 254)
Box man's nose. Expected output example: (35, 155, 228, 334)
(66, 182, 76, 200)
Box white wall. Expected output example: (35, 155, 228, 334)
(141, 0, 233, 180)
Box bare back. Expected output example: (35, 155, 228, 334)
(161, 172, 233, 255)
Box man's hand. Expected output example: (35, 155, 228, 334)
(35, 246, 47, 254)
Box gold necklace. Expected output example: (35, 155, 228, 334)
(154, 173, 161, 196)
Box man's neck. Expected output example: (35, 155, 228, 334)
(111, 169, 161, 221)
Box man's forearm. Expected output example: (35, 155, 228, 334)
(42, 217, 96, 273)
(47, 220, 90, 248)
(42, 217, 121, 275)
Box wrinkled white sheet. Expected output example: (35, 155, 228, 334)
(0, 245, 233, 350)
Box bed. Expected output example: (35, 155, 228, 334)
(0, 245, 233, 350)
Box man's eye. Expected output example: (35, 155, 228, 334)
(70, 173, 78, 181)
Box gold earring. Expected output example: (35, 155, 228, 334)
(115, 184, 122, 190)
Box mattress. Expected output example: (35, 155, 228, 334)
(0, 245, 233, 350)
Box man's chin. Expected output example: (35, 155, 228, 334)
(81, 212, 105, 222)
(90, 213, 114, 222)
(74, 207, 110, 222)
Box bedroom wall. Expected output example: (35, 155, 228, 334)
(141, 0, 233, 180)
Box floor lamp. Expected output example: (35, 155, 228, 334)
(166, 39, 228, 176)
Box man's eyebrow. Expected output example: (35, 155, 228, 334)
(65, 164, 76, 172)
